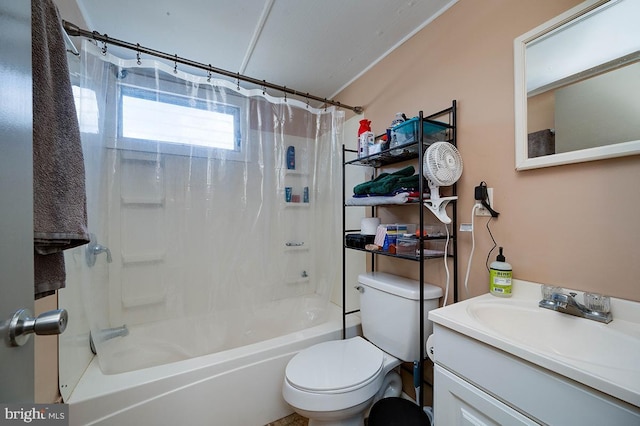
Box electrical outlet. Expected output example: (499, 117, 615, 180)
(476, 187, 494, 216)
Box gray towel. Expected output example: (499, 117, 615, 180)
(32, 0, 89, 299)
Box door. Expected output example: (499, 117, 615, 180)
(434, 366, 538, 426)
(0, 0, 35, 402)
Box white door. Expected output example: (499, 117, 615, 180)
(0, 0, 35, 402)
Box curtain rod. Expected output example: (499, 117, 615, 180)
(62, 21, 364, 114)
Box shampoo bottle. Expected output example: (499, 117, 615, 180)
(489, 247, 512, 297)
(286, 146, 295, 170)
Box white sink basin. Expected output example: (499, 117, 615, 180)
(466, 299, 640, 372)
(428, 280, 640, 407)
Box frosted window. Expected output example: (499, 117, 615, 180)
(118, 86, 241, 152)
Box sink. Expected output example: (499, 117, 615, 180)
(428, 280, 640, 407)
(467, 299, 640, 372)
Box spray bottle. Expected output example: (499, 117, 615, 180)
(489, 247, 512, 297)
(357, 119, 374, 158)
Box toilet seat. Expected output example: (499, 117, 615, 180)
(285, 337, 384, 393)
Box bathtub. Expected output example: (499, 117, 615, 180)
(66, 303, 360, 426)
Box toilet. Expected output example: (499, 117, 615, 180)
(283, 272, 443, 426)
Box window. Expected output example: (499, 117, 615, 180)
(117, 85, 243, 156)
(72, 86, 99, 134)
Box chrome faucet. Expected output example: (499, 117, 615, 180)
(539, 287, 612, 323)
(86, 233, 112, 267)
(89, 325, 129, 354)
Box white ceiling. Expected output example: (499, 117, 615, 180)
(70, 0, 457, 103)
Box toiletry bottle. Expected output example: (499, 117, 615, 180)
(489, 247, 512, 297)
(357, 119, 373, 158)
(287, 146, 295, 170)
(389, 113, 405, 150)
(391, 112, 405, 128)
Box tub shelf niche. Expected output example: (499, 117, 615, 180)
(120, 195, 165, 206)
(121, 252, 165, 265)
(121, 293, 165, 308)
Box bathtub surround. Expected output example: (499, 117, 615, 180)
(59, 38, 344, 398)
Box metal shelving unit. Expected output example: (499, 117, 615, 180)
(342, 100, 457, 409)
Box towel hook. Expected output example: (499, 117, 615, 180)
(136, 43, 141, 65)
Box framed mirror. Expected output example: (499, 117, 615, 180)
(514, 0, 640, 170)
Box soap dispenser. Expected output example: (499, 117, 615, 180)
(489, 247, 512, 297)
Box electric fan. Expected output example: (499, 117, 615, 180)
(423, 141, 463, 224)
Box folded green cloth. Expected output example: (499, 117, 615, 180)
(353, 165, 415, 195)
(397, 174, 419, 187)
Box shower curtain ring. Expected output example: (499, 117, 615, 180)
(101, 34, 108, 55)
(173, 54, 178, 74)
(306, 94, 310, 109)
(283, 86, 287, 102)
(236, 72, 240, 90)
(136, 43, 141, 65)
(207, 65, 212, 82)
(262, 80, 266, 96)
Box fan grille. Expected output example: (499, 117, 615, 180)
(423, 142, 463, 186)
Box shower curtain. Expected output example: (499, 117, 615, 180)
(72, 40, 343, 374)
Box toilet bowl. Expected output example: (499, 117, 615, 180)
(283, 337, 402, 426)
(283, 272, 443, 426)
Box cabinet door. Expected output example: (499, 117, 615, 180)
(434, 366, 539, 426)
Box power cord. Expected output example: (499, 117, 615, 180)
(463, 182, 499, 297)
(485, 216, 497, 271)
(463, 202, 481, 298)
(442, 224, 451, 306)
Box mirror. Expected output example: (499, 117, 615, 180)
(514, 0, 640, 170)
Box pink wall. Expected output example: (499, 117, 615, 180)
(338, 0, 640, 303)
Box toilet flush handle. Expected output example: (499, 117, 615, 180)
(354, 285, 364, 293)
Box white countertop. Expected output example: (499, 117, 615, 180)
(429, 279, 640, 408)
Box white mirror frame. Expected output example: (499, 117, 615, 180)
(514, 0, 640, 170)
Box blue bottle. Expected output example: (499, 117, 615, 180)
(287, 146, 295, 170)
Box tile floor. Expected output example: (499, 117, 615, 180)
(265, 413, 308, 426)
(266, 413, 372, 426)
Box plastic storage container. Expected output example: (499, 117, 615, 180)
(390, 117, 448, 152)
(396, 236, 419, 257)
(418, 224, 450, 238)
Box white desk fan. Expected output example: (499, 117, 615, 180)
(423, 141, 463, 224)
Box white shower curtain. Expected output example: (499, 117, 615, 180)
(72, 40, 343, 373)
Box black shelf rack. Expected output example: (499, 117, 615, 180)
(341, 100, 457, 410)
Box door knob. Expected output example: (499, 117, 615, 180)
(6, 308, 68, 347)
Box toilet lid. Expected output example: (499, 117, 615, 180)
(286, 337, 384, 392)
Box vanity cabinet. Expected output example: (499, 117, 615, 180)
(433, 324, 640, 425)
(341, 101, 458, 407)
(435, 365, 537, 425)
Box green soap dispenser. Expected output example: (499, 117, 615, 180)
(489, 247, 512, 297)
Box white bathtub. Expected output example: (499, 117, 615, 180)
(67, 303, 360, 426)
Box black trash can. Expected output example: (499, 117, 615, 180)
(368, 397, 431, 426)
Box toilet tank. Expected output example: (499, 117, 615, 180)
(358, 272, 443, 362)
